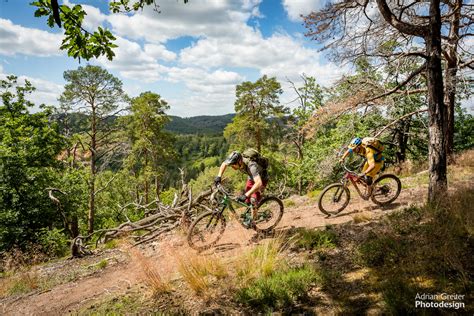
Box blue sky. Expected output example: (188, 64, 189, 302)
(1, 0, 349, 116)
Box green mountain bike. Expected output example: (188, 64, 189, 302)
(187, 184, 284, 251)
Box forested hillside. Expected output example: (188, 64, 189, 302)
(166, 114, 235, 135)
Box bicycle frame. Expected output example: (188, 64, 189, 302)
(212, 185, 255, 228)
(341, 165, 370, 200)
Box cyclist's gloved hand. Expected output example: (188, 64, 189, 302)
(237, 194, 247, 203)
(214, 176, 221, 186)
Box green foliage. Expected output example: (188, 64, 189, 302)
(32, 0, 117, 61)
(454, 106, 474, 152)
(96, 259, 108, 270)
(37, 228, 70, 258)
(225, 75, 289, 152)
(159, 187, 178, 205)
(0, 76, 65, 252)
(294, 227, 338, 251)
(189, 166, 245, 195)
(121, 92, 176, 202)
(236, 265, 319, 312)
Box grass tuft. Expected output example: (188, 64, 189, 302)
(236, 237, 286, 283)
(293, 227, 338, 251)
(236, 264, 319, 312)
(1, 272, 40, 296)
(177, 252, 227, 296)
(129, 248, 171, 296)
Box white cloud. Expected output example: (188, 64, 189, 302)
(81, 4, 108, 31)
(282, 0, 324, 22)
(179, 31, 347, 87)
(0, 19, 63, 57)
(144, 44, 177, 61)
(96, 37, 166, 82)
(107, 0, 260, 43)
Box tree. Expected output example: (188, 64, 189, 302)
(0, 76, 65, 251)
(286, 75, 324, 193)
(303, 0, 469, 201)
(123, 92, 175, 204)
(224, 75, 288, 152)
(31, 0, 188, 61)
(60, 65, 127, 233)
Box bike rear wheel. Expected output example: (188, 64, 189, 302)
(318, 183, 351, 216)
(371, 174, 401, 206)
(187, 211, 226, 251)
(254, 196, 284, 233)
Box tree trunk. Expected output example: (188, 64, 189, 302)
(144, 153, 149, 205)
(444, 0, 461, 163)
(71, 215, 79, 238)
(426, 0, 448, 203)
(88, 107, 97, 234)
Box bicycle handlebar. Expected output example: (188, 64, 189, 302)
(341, 162, 358, 174)
(215, 183, 229, 195)
(215, 183, 249, 205)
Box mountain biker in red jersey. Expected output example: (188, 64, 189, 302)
(214, 150, 269, 206)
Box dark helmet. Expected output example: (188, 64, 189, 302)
(224, 151, 242, 165)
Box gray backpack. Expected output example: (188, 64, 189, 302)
(242, 148, 269, 170)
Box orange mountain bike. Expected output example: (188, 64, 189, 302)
(318, 163, 401, 216)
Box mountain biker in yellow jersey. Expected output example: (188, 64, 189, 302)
(340, 137, 385, 193)
(214, 150, 269, 227)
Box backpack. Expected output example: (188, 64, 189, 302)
(242, 148, 269, 170)
(362, 137, 384, 153)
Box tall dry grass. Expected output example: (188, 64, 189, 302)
(235, 236, 289, 285)
(176, 251, 228, 296)
(128, 248, 171, 296)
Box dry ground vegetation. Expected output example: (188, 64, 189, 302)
(1, 151, 473, 315)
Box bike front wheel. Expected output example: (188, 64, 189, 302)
(187, 211, 226, 251)
(254, 197, 284, 233)
(318, 183, 351, 216)
(370, 174, 401, 206)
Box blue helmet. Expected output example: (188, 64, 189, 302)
(348, 137, 362, 149)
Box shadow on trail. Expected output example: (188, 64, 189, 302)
(211, 242, 241, 253)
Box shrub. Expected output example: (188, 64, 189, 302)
(294, 227, 338, 251)
(236, 265, 319, 311)
(37, 228, 70, 258)
(358, 233, 404, 267)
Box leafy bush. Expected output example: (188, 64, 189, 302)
(294, 227, 338, 251)
(236, 265, 319, 311)
(358, 233, 404, 267)
(37, 228, 70, 258)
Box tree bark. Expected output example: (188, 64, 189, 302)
(88, 106, 97, 234)
(426, 0, 448, 202)
(444, 0, 461, 163)
(376, 0, 448, 203)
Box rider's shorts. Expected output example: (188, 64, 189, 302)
(245, 179, 268, 204)
(362, 161, 384, 178)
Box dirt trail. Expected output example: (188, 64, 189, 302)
(0, 179, 446, 315)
